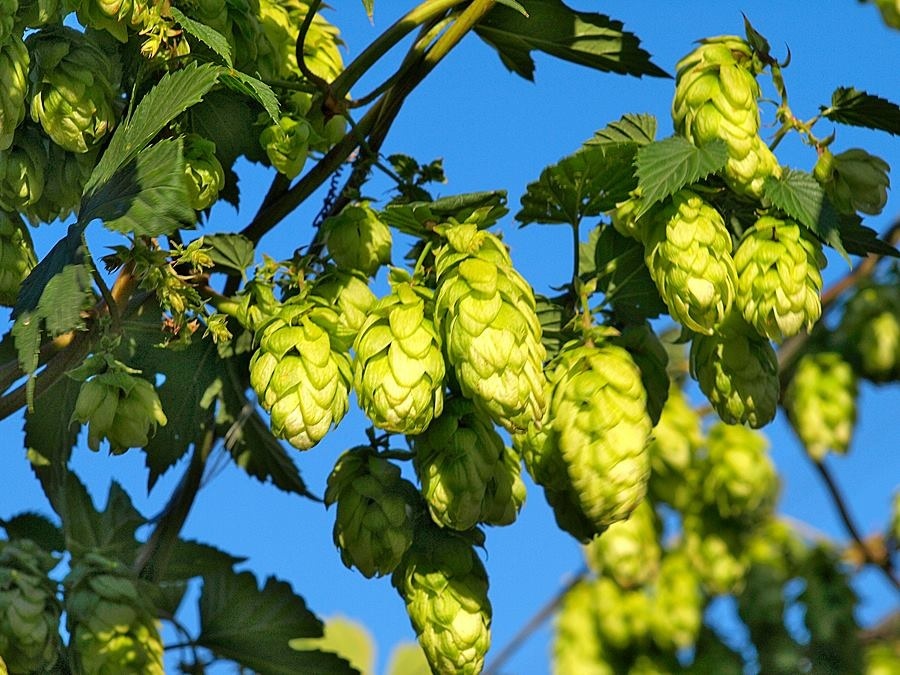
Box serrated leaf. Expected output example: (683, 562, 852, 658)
(205, 233, 256, 276)
(290, 617, 375, 675)
(198, 570, 356, 674)
(578, 221, 602, 277)
(13, 223, 87, 318)
(838, 219, 900, 258)
(635, 136, 728, 212)
(165, 540, 247, 580)
(594, 225, 666, 323)
(762, 169, 847, 260)
(823, 87, 900, 136)
(381, 191, 508, 236)
(81, 138, 196, 237)
(219, 70, 280, 123)
(24, 372, 81, 470)
(535, 293, 571, 359)
(386, 642, 430, 675)
(474, 0, 668, 81)
(0, 512, 65, 553)
(171, 7, 233, 67)
(589, 113, 657, 147)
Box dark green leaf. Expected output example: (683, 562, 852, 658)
(24, 372, 81, 470)
(165, 540, 246, 580)
(494, 0, 527, 15)
(219, 70, 280, 123)
(837, 219, 900, 258)
(822, 87, 900, 136)
(198, 570, 356, 674)
(0, 512, 65, 553)
(81, 139, 196, 237)
(226, 412, 312, 497)
(534, 293, 571, 360)
(205, 233, 256, 276)
(594, 225, 666, 323)
(474, 0, 668, 81)
(635, 136, 728, 212)
(588, 113, 657, 147)
(381, 191, 508, 236)
(13, 223, 87, 318)
(742, 14, 772, 59)
(171, 7, 233, 67)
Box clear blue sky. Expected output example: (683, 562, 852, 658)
(1, 2, 899, 673)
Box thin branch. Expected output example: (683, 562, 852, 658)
(295, 0, 330, 93)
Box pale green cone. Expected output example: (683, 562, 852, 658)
(354, 276, 444, 435)
(643, 190, 737, 334)
(682, 511, 748, 595)
(821, 148, 891, 216)
(0, 124, 46, 214)
(260, 114, 312, 179)
(733, 216, 825, 342)
(479, 444, 526, 527)
(592, 577, 651, 650)
(839, 282, 900, 382)
(312, 268, 377, 334)
(583, 499, 661, 589)
(325, 448, 418, 578)
(0, 34, 28, 152)
(392, 527, 491, 675)
(249, 299, 352, 450)
(27, 142, 97, 224)
(434, 223, 546, 433)
(646, 386, 703, 510)
(0, 539, 61, 674)
(783, 351, 858, 460)
(553, 580, 613, 675)
(610, 189, 651, 242)
(0, 210, 36, 306)
(649, 551, 703, 652)
(322, 202, 392, 278)
(182, 133, 225, 211)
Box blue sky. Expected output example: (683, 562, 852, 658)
(2, 2, 899, 673)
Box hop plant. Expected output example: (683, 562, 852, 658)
(68, 0, 135, 42)
(690, 317, 779, 428)
(259, 114, 313, 179)
(683, 511, 749, 595)
(0, 210, 36, 306)
(434, 222, 546, 432)
(0, 0, 14, 43)
(479, 444, 527, 527)
(0, 34, 28, 152)
(392, 527, 491, 675)
(325, 448, 419, 578)
(733, 216, 825, 342)
(312, 268, 377, 334)
(65, 553, 164, 675)
(26, 27, 120, 154)
(249, 298, 353, 450)
(16, 0, 63, 27)
(322, 202, 392, 278)
(553, 580, 611, 675)
(584, 500, 661, 589)
(642, 190, 737, 334)
(646, 386, 703, 510)
(182, 133, 225, 211)
(672, 35, 780, 197)
(28, 141, 96, 224)
(783, 351, 858, 460)
(874, 0, 900, 28)
(0, 124, 46, 214)
(353, 273, 444, 435)
(592, 577, 651, 651)
(0, 539, 61, 673)
(839, 282, 900, 382)
(816, 148, 891, 216)
(649, 551, 703, 651)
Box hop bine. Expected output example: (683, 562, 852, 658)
(182, 133, 225, 211)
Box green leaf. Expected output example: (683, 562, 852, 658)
(205, 233, 256, 276)
(24, 372, 81, 470)
(12, 223, 87, 318)
(165, 540, 246, 580)
(219, 70, 280, 123)
(534, 293, 571, 360)
(386, 642, 430, 675)
(198, 570, 356, 674)
(290, 617, 375, 675)
(170, 7, 233, 67)
(822, 87, 900, 136)
(594, 224, 666, 323)
(80, 138, 196, 237)
(634, 136, 728, 212)
(589, 113, 657, 147)
(362, 0, 374, 21)
(837, 219, 900, 258)
(494, 0, 528, 15)
(474, 0, 668, 81)
(578, 220, 602, 277)
(381, 191, 508, 236)
(762, 169, 847, 259)
(0, 512, 65, 553)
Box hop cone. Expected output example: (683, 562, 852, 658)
(0, 210, 36, 307)
(249, 299, 352, 450)
(65, 553, 164, 675)
(392, 527, 491, 675)
(783, 351, 857, 460)
(412, 397, 523, 530)
(28, 141, 96, 224)
(702, 422, 778, 521)
(0, 124, 46, 214)
(553, 580, 611, 675)
(321, 202, 391, 278)
(593, 577, 651, 650)
(683, 511, 748, 595)
(584, 500, 661, 589)
(71, 370, 167, 453)
(0, 0, 14, 44)
(259, 114, 312, 179)
(646, 386, 703, 510)
(649, 551, 703, 651)
(866, 643, 900, 675)
(643, 190, 737, 334)
(734, 216, 825, 342)
(818, 148, 891, 216)
(434, 223, 546, 433)
(839, 282, 900, 382)
(26, 27, 120, 154)
(69, 0, 134, 42)
(0, 539, 61, 673)
(182, 134, 224, 210)
(353, 275, 444, 435)
(312, 268, 376, 334)
(690, 318, 779, 428)
(16, 0, 63, 28)
(672, 35, 780, 197)
(479, 444, 526, 527)
(325, 448, 418, 578)
(0, 34, 28, 152)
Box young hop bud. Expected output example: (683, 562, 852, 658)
(325, 449, 418, 578)
(734, 216, 825, 342)
(0, 34, 29, 152)
(322, 202, 392, 278)
(553, 580, 610, 675)
(259, 114, 312, 179)
(0, 210, 36, 306)
(839, 282, 900, 383)
(783, 351, 858, 460)
(583, 500, 661, 589)
(824, 148, 891, 216)
(646, 386, 703, 510)
(182, 134, 225, 211)
(312, 268, 377, 334)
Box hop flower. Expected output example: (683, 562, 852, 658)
(434, 223, 546, 432)
(182, 134, 225, 211)
(683, 511, 748, 595)
(646, 386, 703, 510)
(818, 148, 891, 216)
(642, 190, 737, 334)
(26, 27, 120, 154)
(0, 124, 46, 214)
(838, 282, 900, 382)
(690, 318, 779, 428)
(65, 553, 164, 675)
(783, 351, 857, 460)
(479, 444, 527, 527)
(0, 210, 36, 307)
(583, 500, 661, 589)
(553, 580, 611, 675)
(593, 577, 651, 650)
(259, 114, 312, 179)
(250, 299, 352, 450)
(312, 268, 377, 334)
(672, 35, 780, 197)
(353, 275, 444, 435)
(0, 539, 61, 673)
(322, 202, 392, 277)
(27, 141, 96, 224)
(68, 0, 134, 42)
(734, 216, 825, 342)
(392, 527, 491, 675)
(0, 34, 28, 152)
(649, 551, 703, 651)
(325, 448, 419, 578)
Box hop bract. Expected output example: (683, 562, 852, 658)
(0, 34, 28, 152)
(839, 282, 900, 382)
(182, 134, 225, 211)
(392, 527, 491, 675)
(259, 115, 312, 179)
(249, 299, 352, 450)
(68, 0, 134, 42)
(434, 223, 546, 433)
(312, 268, 377, 334)
(322, 202, 392, 278)
(0, 210, 36, 306)
(734, 216, 825, 342)
(29, 141, 96, 224)
(682, 511, 748, 595)
(0, 124, 46, 215)
(553, 580, 610, 675)
(649, 551, 703, 651)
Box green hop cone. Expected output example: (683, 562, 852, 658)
(0, 539, 62, 673)
(325, 448, 418, 578)
(683, 511, 749, 595)
(322, 202, 392, 278)
(783, 351, 858, 460)
(353, 273, 444, 435)
(839, 282, 900, 382)
(434, 223, 546, 433)
(69, 0, 134, 42)
(0, 34, 29, 152)
(866, 643, 900, 675)
(28, 141, 97, 224)
(649, 551, 703, 652)
(312, 268, 377, 334)
(182, 133, 225, 211)
(672, 35, 780, 198)
(249, 299, 352, 450)
(392, 527, 491, 675)
(26, 27, 120, 154)
(646, 385, 703, 510)
(690, 317, 779, 428)
(734, 216, 825, 342)
(593, 577, 651, 650)
(553, 580, 612, 675)
(412, 397, 523, 530)
(259, 114, 312, 179)
(584, 500, 661, 589)
(65, 553, 164, 675)
(0, 124, 46, 214)
(0, 210, 36, 307)
(15, 0, 62, 28)
(643, 190, 737, 334)
(479, 444, 526, 527)
(819, 148, 891, 216)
